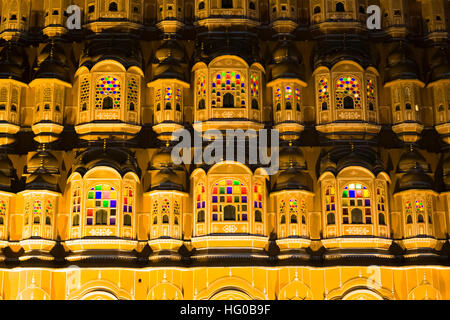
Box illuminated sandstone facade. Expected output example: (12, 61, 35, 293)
(0, 0, 447, 300)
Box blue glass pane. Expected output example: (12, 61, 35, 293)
(202, 202, 206, 208)
(197, 203, 201, 209)
(349, 190, 355, 198)
(242, 214, 247, 221)
(110, 200, 117, 208)
(227, 187, 233, 194)
(212, 214, 218, 221)
(242, 196, 247, 203)
(128, 206, 132, 213)
(365, 200, 371, 206)
(95, 191, 102, 199)
(212, 196, 218, 203)
(124, 205, 128, 213)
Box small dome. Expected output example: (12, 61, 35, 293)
(320, 154, 337, 174)
(397, 167, 434, 192)
(336, 150, 373, 173)
(25, 173, 59, 192)
(314, 39, 373, 70)
(279, 145, 306, 169)
(385, 42, 420, 83)
(151, 149, 174, 169)
(397, 149, 430, 173)
(429, 46, 450, 83)
(274, 167, 312, 192)
(28, 150, 59, 174)
(151, 168, 185, 191)
(271, 39, 304, 81)
(154, 39, 185, 62)
(0, 43, 27, 82)
(34, 41, 70, 83)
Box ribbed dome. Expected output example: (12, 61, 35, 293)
(314, 39, 373, 70)
(270, 39, 304, 81)
(151, 168, 185, 191)
(429, 46, 450, 83)
(34, 41, 70, 83)
(0, 43, 27, 82)
(336, 150, 373, 173)
(27, 150, 59, 174)
(279, 145, 306, 169)
(274, 167, 312, 192)
(25, 173, 59, 192)
(154, 39, 185, 62)
(151, 149, 174, 169)
(397, 149, 430, 173)
(397, 167, 434, 192)
(385, 42, 420, 83)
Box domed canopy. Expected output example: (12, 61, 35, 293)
(385, 42, 421, 83)
(429, 46, 450, 83)
(151, 168, 185, 191)
(72, 147, 140, 177)
(79, 38, 143, 70)
(150, 149, 174, 169)
(279, 145, 306, 170)
(25, 173, 59, 192)
(274, 167, 312, 192)
(270, 39, 304, 81)
(0, 43, 28, 82)
(313, 38, 373, 70)
(154, 39, 185, 62)
(27, 150, 59, 175)
(397, 167, 434, 192)
(397, 149, 430, 173)
(152, 39, 187, 82)
(34, 41, 70, 83)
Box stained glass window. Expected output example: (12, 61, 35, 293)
(250, 74, 259, 98)
(34, 200, 42, 215)
(162, 198, 170, 224)
(280, 199, 286, 224)
(152, 200, 158, 224)
(212, 179, 248, 222)
(318, 77, 329, 106)
(335, 76, 361, 109)
(342, 183, 371, 224)
(211, 72, 245, 108)
(127, 77, 139, 111)
(367, 78, 376, 109)
(275, 88, 282, 103)
(254, 183, 263, 210)
(300, 199, 306, 225)
(196, 183, 206, 212)
(123, 186, 133, 226)
(87, 184, 117, 226)
(285, 86, 293, 101)
(416, 200, 425, 223)
(325, 186, 336, 225)
(377, 187, 386, 225)
(80, 77, 90, 110)
(95, 76, 121, 109)
(72, 186, 81, 216)
(0, 200, 6, 216)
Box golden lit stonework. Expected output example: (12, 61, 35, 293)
(0, 0, 447, 301)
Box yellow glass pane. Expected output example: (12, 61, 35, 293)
(87, 200, 94, 208)
(363, 190, 370, 198)
(219, 180, 226, 186)
(110, 191, 117, 199)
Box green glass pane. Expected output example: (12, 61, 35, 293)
(103, 200, 109, 208)
(95, 185, 102, 191)
(88, 192, 94, 199)
(234, 180, 240, 186)
(343, 190, 348, 198)
(219, 187, 225, 194)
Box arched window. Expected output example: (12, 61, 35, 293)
(198, 99, 205, 110)
(72, 186, 81, 220)
(95, 209, 108, 225)
(34, 216, 40, 224)
(224, 205, 236, 221)
(336, 77, 361, 109)
(212, 179, 248, 222)
(223, 93, 234, 108)
(34, 200, 43, 221)
(251, 99, 259, 110)
(162, 215, 169, 224)
(165, 102, 172, 110)
(406, 103, 412, 110)
(73, 214, 80, 227)
(367, 78, 376, 110)
(249, 1, 256, 10)
(314, 6, 321, 14)
(0, 217, 3, 225)
(276, 103, 281, 111)
(87, 184, 117, 226)
(407, 215, 413, 224)
(342, 183, 371, 224)
(174, 216, 179, 225)
(212, 72, 245, 108)
(254, 183, 263, 210)
(161, 198, 170, 220)
(124, 214, 132, 226)
(255, 210, 262, 222)
(129, 102, 135, 111)
(96, 77, 121, 110)
(198, 1, 205, 10)
(301, 215, 306, 224)
(327, 212, 335, 225)
(280, 215, 286, 224)
(325, 185, 336, 224)
(0, 200, 6, 225)
(322, 102, 328, 111)
(222, 0, 233, 9)
(290, 214, 297, 223)
(197, 210, 205, 223)
(109, 2, 118, 11)
(336, 2, 345, 12)
(286, 102, 292, 110)
(378, 213, 386, 226)
(343, 96, 355, 109)
(45, 216, 51, 226)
